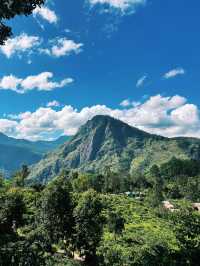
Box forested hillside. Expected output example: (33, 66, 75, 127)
(29, 115, 200, 184)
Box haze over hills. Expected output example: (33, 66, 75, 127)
(0, 133, 68, 177)
(28, 115, 200, 184)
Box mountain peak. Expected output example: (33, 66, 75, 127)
(86, 115, 121, 126)
(28, 115, 200, 184)
(28, 115, 157, 183)
(89, 115, 118, 122)
(80, 115, 152, 140)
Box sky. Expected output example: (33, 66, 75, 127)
(0, 0, 200, 141)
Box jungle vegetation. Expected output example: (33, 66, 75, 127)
(0, 157, 200, 266)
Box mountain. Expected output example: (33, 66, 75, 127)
(0, 133, 69, 177)
(28, 115, 200, 184)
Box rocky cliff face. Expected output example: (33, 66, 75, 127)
(28, 115, 200, 184)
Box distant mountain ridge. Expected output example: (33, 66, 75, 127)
(0, 133, 68, 177)
(28, 115, 200, 184)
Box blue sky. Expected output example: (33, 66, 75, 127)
(0, 0, 200, 140)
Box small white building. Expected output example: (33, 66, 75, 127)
(192, 203, 200, 212)
(162, 201, 175, 211)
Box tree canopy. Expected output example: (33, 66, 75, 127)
(0, 0, 45, 45)
(0, 166, 199, 265)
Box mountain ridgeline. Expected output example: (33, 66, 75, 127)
(28, 115, 200, 183)
(0, 133, 68, 177)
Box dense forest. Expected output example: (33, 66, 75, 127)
(0, 157, 200, 266)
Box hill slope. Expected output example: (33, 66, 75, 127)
(28, 115, 200, 184)
(0, 133, 68, 177)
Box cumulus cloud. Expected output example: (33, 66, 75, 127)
(33, 6, 58, 24)
(88, 0, 146, 13)
(0, 33, 83, 60)
(163, 68, 185, 79)
(40, 38, 83, 58)
(0, 75, 22, 90)
(171, 104, 199, 126)
(2, 94, 200, 141)
(0, 33, 41, 58)
(0, 72, 73, 94)
(136, 75, 147, 88)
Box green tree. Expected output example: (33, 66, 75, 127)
(108, 211, 125, 239)
(72, 173, 91, 192)
(172, 207, 200, 265)
(92, 174, 105, 193)
(130, 172, 151, 190)
(103, 168, 122, 193)
(72, 174, 108, 193)
(12, 165, 30, 187)
(0, 0, 45, 45)
(74, 189, 104, 262)
(185, 176, 200, 201)
(160, 157, 200, 179)
(0, 189, 26, 234)
(0, 173, 4, 188)
(149, 165, 164, 207)
(0, 239, 46, 266)
(39, 174, 74, 246)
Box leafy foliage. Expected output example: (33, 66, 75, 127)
(0, 188, 26, 234)
(0, 149, 200, 265)
(0, 0, 45, 44)
(74, 189, 104, 261)
(39, 174, 74, 244)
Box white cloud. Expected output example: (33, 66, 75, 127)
(47, 100, 61, 107)
(2, 94, 200, 141)
(163, 68, 185, 79)
(0, 33, 41, 58)
(40, 38, 83, 58)
(88, 0, 146, 12)
(0, 75, 22, 90)
(33, 6, 58, 24)
(0, 34, 84, 60)
(0, 119, 18, 136)
(0, 72, 73, 94)
(171, 104, 199, 126)
(136, 75, 147, 88)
